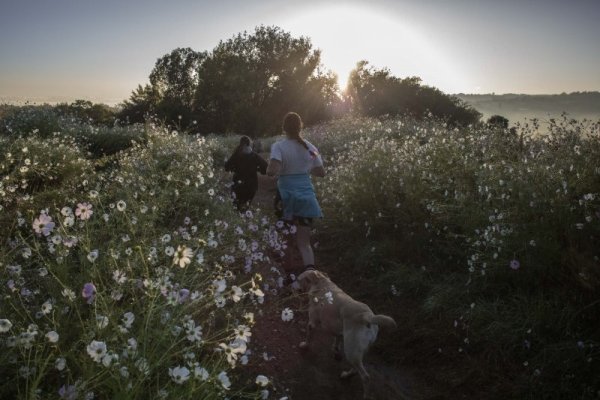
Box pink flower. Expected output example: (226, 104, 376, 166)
(75, 202, 93, 220)
(82, 282, 96, 304)
(33, 213, 55, 236)
(509, 259, 520, 270)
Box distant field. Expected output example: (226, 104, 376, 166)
(456, 92, 600, 126)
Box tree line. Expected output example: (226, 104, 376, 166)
(1, 25, 483, 137)
(117, 25, 481, 136)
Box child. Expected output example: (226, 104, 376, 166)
(225, 136, 268, 211)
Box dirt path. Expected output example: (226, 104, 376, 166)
(245, 170, 439, 400)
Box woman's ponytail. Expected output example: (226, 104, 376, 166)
(283, 112, 316, 157)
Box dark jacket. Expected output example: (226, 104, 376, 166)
(224, 151, 268, 192)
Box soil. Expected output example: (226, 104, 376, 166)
(243, 171, 442, 400)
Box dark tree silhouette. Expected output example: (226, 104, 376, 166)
(347, 61, 481, 126)
(193, 25, 339, 136)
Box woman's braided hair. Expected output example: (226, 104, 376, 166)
(283, 112, 316, 157)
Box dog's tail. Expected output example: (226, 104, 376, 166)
(369, 314, 397, 329)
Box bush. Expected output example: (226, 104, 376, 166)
(0, 126, 284, 399)
(313, 115, 600, 398)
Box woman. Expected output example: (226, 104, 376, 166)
(267, 112, 325, 273)
(225, 135, 268, 211)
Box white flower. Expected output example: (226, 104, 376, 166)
(113, 269, 127, 284)
(230, 286, 243, 302)
(213, 279, 227, 293)
(0, 319, 13, 333)
(122, 312, 135, 329)
(256, 375, 269, 387)
(55, 357, 66, 371)
(63, 216, 75, 227)
(87, 340, 107, 363)
(41, 300, 53, 315)
(161, 234, 171, 243)
(116, 200, 127, 211)
(217, 371, 231, 389)
(62, 288, 76, 301)
(234, 324, 252, 342)
(173, 245, 193, 268)
(46, 330, 59, 343)
(165, 246, 175, 256)
(87, 250, 99, 263)
(96, 315, 109, 329)
(194, 365, 209, 381)
(281, 308, 294, 322)
(169, 365, 190, 384)
(61, 206, 73, 217)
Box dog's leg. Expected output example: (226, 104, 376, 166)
(299, 322, 313, 349)
(355, 360, 372, 399)
(332, 334, 343, 361)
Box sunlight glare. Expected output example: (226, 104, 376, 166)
(276, 5, 469, 94)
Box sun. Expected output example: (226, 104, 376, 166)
(274, 4, 468, 94)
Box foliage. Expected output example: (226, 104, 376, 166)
(193, 25, 339, 136)
(347, 60, 481, 126)
(1, 105, 63, 138)
(487, 114, 509, 129)
(307, 114, 600, 399)
(0, 122, 284, 399)
(55, 100, 117, 125)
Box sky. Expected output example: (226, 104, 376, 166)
(1, 0, 599, 105)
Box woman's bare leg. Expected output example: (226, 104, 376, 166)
(296, 225, 314, 267)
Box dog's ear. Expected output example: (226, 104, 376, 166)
(297, 270, 319, 289)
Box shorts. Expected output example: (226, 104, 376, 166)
(290, 216, 313, 227)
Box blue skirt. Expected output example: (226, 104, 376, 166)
(277, 174, 323, 220)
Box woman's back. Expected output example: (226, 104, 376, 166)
(270, 138, 322, 175)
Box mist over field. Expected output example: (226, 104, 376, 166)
(457, 92, 600, 126)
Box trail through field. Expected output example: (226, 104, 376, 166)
(245, 171, 441, 400)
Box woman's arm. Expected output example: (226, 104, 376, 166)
(266, 159, 282, 177)
(310, 165, 325, 177)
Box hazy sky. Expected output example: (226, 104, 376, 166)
(1, 0, 599, 104)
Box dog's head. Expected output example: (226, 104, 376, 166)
(297, 269, 328, 291)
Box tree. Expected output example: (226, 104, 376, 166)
(193, 25, 339, 136)
(149, 48, 207, 126)
(487, 114, 509, 129)
(118, 84, 160, 124)
(347, 61, 481, 126)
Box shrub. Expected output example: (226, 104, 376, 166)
(313, 115, 600, 398)
(0, 126, 284, 399)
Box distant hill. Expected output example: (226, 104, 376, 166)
(456, 92, 600, 125)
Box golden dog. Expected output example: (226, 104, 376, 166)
(297, 269, 397, 399)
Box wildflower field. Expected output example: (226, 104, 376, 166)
(0, 112, 284, 399)
(305, 115, 600, 398)
(1, 107, 600, 399)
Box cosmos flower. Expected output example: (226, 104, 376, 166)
(75, 202, 93, 220)
(33, 213, 55, 236)
(217, 371, 231, 389)
(87, 340, 107, 363)
(168, 365, 190, 384)
(0, 319, 13, 333)
(509, 259, 520, 270)
(281, 308, 294, 322)
(173, 245, 193, 268)
(82, 283, 96, 304)
(256, 375, 269, 387)
(46, 331, 59, 343)
(116, 200, 127, 211)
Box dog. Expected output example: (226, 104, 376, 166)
(297, 269, 397, 399)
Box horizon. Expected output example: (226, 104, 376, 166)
(1, 0, 599, 105)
